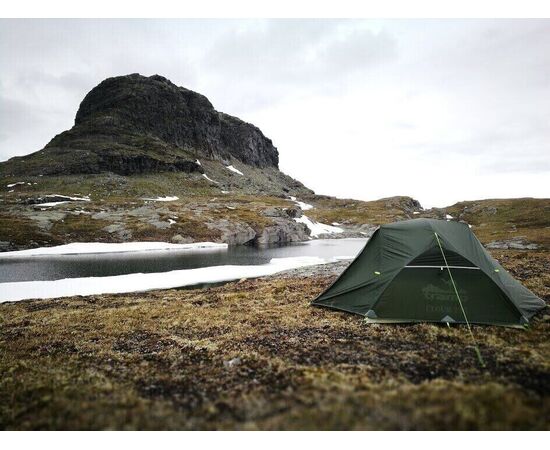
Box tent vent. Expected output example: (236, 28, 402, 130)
(408, 247, 475, 267)
(441, 315, 456, 323)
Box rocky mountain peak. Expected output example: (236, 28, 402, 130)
(73, 73, 279, 169)
(1, 73, 280, 176)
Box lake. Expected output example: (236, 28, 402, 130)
(0, 238, 367, 283)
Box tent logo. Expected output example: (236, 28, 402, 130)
(422, 279, 469, 304)
(425, 303, 462, 315)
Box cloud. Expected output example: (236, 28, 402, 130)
(0, 96, 37, 139)
(0, 19, 548, 206)
(200, 20, 397, 112)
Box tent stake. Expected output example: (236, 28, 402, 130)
(434, 232, 485, 368)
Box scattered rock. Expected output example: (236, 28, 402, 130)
(262, 206, 303, 220)
(384, 196, 423, 214)
(103, 224, 123, 234)
(22, 210, 67, 231)
(486, 237, 539, 250)
(285, 206, 302, 218)
(148, 219, 171, 230)
(92, 211, 112, 220)
(223, 357, 242, 369)
(171, 234, 193, 244)
(327, 223, 377, 239)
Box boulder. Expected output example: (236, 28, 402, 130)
(485, 237, 539, 250)
(254, 219, 310, 245)
(285, 206, 302, 218)
(206, 219, 256, 246)
(171, 234, 194, 244)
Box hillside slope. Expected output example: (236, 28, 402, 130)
(0, 74, 548, 252)
(0, 74, 310, 197)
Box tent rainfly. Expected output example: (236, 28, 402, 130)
(312, 218, 545, 327)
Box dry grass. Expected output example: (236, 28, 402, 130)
(1, 250, 548, 430)
(0, 214, 60, 248)
(308, 196, 415, 225)
(446, 198, 550, 248)
(0, 191, 287, 248)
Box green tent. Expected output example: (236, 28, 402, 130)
(312, 218, 545, 327)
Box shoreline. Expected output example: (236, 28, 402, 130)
(0, 240, 228, 258)
(0, 258, 353, 303)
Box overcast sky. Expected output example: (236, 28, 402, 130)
(0, 19, 548, 207)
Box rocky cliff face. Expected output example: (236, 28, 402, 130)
(1, 74, 280, 176)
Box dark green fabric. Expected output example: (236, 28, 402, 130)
(312, 218, 545, 326)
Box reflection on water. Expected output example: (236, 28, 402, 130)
(0, 238, 367, 283)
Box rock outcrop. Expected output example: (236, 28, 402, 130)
(1, 74, 279, 176)
(485, 237, 539, 250)
(206, 214, 310, 246)
(254, 220, 310, 246)
(207, 220, 257, 246)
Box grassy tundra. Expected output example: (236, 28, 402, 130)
(0, 248, 548, 430)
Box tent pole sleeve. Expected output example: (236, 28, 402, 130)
(434, 232, 485, 367)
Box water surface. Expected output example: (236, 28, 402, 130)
(0, 238, 366, 283)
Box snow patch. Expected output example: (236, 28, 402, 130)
(0, 256, 334, 302)
(0, 241, 227, 258)
(226, 165, 244, 176)
(195, 159, 201, 166)
(445, 214, 454, 220)
(288, 196, 313, 211)
(6, 181, 26, 188)
(413, 211, 420, 215)
(202, 174, 219, 184)
(295, 215, 344, 237)
(35, 201, 70, 207)
(287, 195, 340, 236)
(51, 194, 90, 201)
(295, 200, 313, 211)
(34, 194, 90, 207)
(168, 219, 176, 225)
(142, 196, 179, 202)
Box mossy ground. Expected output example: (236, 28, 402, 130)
(308, 196, 550, 249)
(1, 170, 548, 251)
(0, 171, 295, 248)
(307, 196, 417, 225)
(1, 249, 548, 430)
(445, 198, 550, 248)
